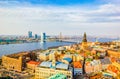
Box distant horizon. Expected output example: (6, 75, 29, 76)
(0, 0, 120, 37)
(0, 33, 119, 39)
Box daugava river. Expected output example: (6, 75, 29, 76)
(0, 41, 74, 56)
(0, 37, 117, 56)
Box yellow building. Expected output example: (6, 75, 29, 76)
(49, 51, 56, 61)
(35, 61, 73, 79)
(39, 52, 49, 61)
(107, 50, 120, 58)
(72, 54, 83, 62)
(26, 61, 41, 72)
(2, 52, 30, 72)
(2, 55, 23, 72)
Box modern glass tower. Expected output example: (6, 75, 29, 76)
(28, 31, 32, 38)
(35, 34, 38, 39)
(41, 32, 46, 42)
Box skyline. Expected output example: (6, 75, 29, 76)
(0, 0, 120, 37)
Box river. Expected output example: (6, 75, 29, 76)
(0, 37, 117, 56)
(0, 41, 74, 56)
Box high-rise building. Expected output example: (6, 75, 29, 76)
(28, 31, 32, 38)
(35, 34, 38, 39)
(41, 32, 46, 42)
(59, 32, 62, 41)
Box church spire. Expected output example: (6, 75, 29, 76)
(82, 32, 87, 42)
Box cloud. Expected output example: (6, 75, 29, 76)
(0, 1, 120, 36)
(0, 2, 120, 23)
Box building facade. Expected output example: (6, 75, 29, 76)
(28, 31, 32, 38)
(2, 56, 23, 72)
(35, 67, 72, 79)
(2, 52, 34, 72)
(35, 60, 73, 79)
(39, 52, 49, 61)
(35, 34, 38, 39)
(26, 60, 41, 72)
(41, 32, 46, 42)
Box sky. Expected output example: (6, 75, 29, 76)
(0, 0, 120, 37)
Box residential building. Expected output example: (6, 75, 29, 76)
(90, 60, 102, 72)
(72, 54, 83, 62)
(73, 61, 82, 75)
(108, 50, 120, 58)
(39, 52, 49, 61)
(26, 61, 41, 72)
(85, 62, 94, 73)
(100, 57, 111, 70)
(35, 60, 73, 79)
(49, 51, 56, 61)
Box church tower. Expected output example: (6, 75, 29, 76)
(82, 32, 88, 49)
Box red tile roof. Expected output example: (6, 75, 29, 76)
(73, 62, 82, 68)
(27, 61, 40, 65)
(107, 65, 119, 74)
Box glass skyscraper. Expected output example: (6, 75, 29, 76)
(41, 32, 46, 42)
(28, 31, 32, 38)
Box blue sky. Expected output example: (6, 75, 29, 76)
(0, 0, 120, 37)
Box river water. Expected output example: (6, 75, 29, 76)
(0, 37, 117, 56)
(0, 41, 74, 56)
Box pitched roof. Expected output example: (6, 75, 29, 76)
(56, 63, 68, 70)
(63, 57, 72, 63)
(39, 61, 68, 70)
(27, 61, 40, 65)
(73, 62, 82, 68)
(40, 61, 52, 67)
(100, 58, 111, 65)
(107, 65, 118, 74)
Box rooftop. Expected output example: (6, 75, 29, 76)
(40, 52, 50, 56)
(39, 61, 69, 70)
(27, 61, 40, 65)
(48, 73, 67, 79)
(73, 62, 82, 68)
(6, 52, 29, 59)
(63, 57, 72, 63)
(91, 60, 101, 66)
(56, 63, 68, 70)
(40, 61, 52, 68)
(100, 58, 111, 65)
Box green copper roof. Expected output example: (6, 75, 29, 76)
(48, 73, 67, 79)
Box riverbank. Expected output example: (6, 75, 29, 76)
(0, 41, 38, 45)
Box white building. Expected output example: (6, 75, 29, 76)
(41, 32, 46, 42)
(35, 60, 73, 79)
